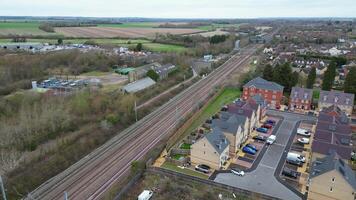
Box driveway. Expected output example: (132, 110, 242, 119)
(214, 110, 316, 200)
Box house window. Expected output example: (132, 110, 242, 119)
(204, 151, 205, 154)
(330, 187, 333, 192)
(273, 91, 277, 94)
(332, 177, 335, 182)
(204, 143, 205, 147)
(272, 95, 276, 99)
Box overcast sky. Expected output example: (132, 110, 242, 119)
(1, 0, 355, 18)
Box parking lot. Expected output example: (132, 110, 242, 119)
(214, 110, 316, 200)
(232, 116, 280, 170)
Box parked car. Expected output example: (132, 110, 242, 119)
(138, 190, 153, 200)
(242, 146, 256, 155)
(287, 152, 306, 163)
(195, 164, 210, 173)
(246, 144, 258, 151)
(286, 158, 303, 167)
(266, 135, 276, 145)
(256, 127, 268, 133)
(297, 138, 310, 144)
(231, 168, 245, 176)
(297, 128, 311, 137)
(253, 135, 267, 141)
(262, 124, 272, 129)
(282, 168, 299, 179)
(221, 106, 228, 112)
(276, 105, 281, 110)
(266, 119, 276, 125)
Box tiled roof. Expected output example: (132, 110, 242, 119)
(319, 90, 355, 107)
(310, 151, 356, 190)
(243, 77, 284, 91)
(205, 127, 230, 155)
(212, 112, 247, 135)
(290, 87, 313, 101)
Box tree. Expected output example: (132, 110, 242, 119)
(135, 43, 143, 51)
(322, 61, 336, 91)
(306, 67, 316, 89)
(344, 67, 356, 95)
(272, 63, 296, 92)
(146, 69, 160, 81)
(262, 64, 273, 81)
(57, 38, 63, 45)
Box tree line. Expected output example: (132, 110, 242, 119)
(262, 63, 299, 92)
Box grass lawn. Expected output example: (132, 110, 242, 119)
(180, 143, 191, 150)
(184, 88, 241, 136)
(80, 71, 111, 76)
(172, 154, 185, 160)
(313, 89, 320, 100)
(142, 43, 187, 53)
(0, 21, 58, 36)
(97, 22, 160, 28)
(161, 162, 209, 179)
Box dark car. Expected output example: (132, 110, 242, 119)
(262, 124, 273, 129)
(246, 144, 258, 151)
(256, 127, 268, 133)
(282, 168, 299, 179)
(242, 146, 256, 155)
(195, 164, 211, 173)
(266, 119, 276, 125)
(253, 135, 267, 141)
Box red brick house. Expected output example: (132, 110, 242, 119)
(242, 77, 284, 108)
(289, 87, 313, 110)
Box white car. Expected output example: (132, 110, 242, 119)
(297, 128, 311, 137)
(231, 169, 245, 176)
(267, 135, 276, 144)
(297, 137, 310, 144)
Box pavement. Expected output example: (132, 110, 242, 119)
(214, 110, 316, 200)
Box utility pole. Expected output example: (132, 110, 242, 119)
(134, 101, 138, 122)
(0, 175, 7, 200)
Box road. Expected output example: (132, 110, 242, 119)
(26, 45, 261, 200)
(214, 111, 316, 200)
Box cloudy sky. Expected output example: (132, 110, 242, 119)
(1, 0, 355, 18)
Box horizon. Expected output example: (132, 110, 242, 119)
(1, 0, 356, 19)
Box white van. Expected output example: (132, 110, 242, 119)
(266, 135, 276, 144)
(138, 190, 153, 200)
(287, 152, 306, 163)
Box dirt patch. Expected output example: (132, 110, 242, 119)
(55, 27, 203, 38)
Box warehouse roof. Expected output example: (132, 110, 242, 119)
(122, 77, 156, 93)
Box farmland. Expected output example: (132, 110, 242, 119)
(0, 21, 59, 36)
(54, 27, 203, 38)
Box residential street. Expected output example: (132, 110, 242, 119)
(214, 110, 316, 200)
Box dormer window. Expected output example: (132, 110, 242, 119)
(323, 96, 327, 101)
(346, 98, 350, 105)
(304, 93, 308, 99)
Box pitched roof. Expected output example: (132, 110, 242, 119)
(318, 106, 350, 124)
(310, 151, 356, 190)
(243, 77, 284, 91)
(212, 112, 247, 135)
(122, 77, 156, 93)
(319, 90, 355, 107)
(205, 128, 230, 155)
(251, 94, 267, 107)
(290, 87, 313, 101)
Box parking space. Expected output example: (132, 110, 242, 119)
(214, 110, 316, 200)
(232, 116, 280, 170)
(279, 121, 315, 194)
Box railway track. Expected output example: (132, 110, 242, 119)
(27, 44, 261, 200)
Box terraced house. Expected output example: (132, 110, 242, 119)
(211, 112, 249, 156)
(318, 90, 354, 115)
(190, 128, 230, 170)
(289, 87, 313, 110)
(242, 77, 284, 108)
(309, 152, 356, 200)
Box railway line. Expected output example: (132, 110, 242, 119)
(27, 44, 261, 200)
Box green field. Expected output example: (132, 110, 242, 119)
(0, 21, 58, 36)
(184, 88, 241, 136)
(161, 162, 209, 179)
